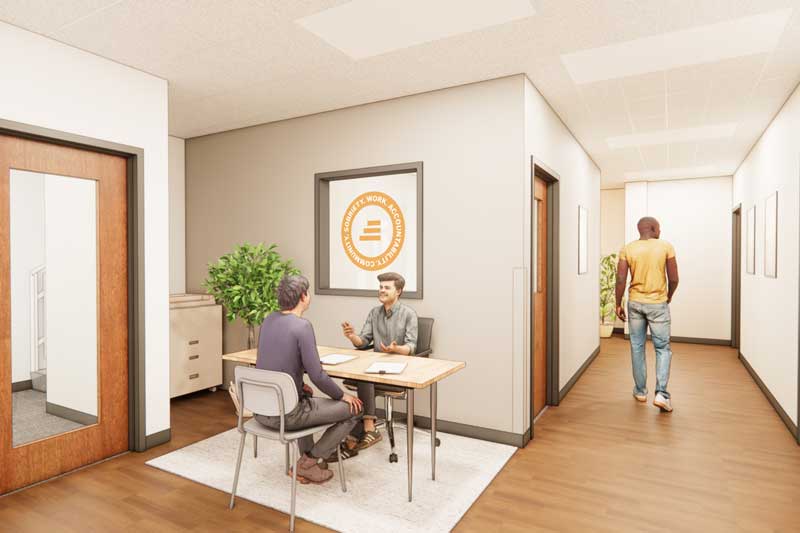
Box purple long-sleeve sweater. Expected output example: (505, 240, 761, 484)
(255, 312, 343, 400)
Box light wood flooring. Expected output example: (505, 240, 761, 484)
(0, 337, 798, 532)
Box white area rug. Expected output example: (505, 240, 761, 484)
(146, 426, 516, 532)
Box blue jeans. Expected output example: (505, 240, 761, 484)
(628, 301, 672, 399)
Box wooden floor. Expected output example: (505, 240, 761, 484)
(1, 337, 798, 531)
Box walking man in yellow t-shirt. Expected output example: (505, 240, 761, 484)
(615, 217, 680, 412)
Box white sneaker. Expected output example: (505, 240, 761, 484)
(633, 392, 647, 402)
(653, 392, 673, 412)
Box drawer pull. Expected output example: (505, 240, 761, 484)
(189, 355, 199, 360)
(189, 373, 199, 380)
(188, 340, 199, 345)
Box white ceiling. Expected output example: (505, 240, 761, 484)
(2, 0, 799, 189)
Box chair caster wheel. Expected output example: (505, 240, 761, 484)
(435, 438, 441, 447)
(389, 453, 398, 463)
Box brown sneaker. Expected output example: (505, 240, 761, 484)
(356, 430, 382, 450)
(325, 445, 359, 463)
(295, 454, 333, 484)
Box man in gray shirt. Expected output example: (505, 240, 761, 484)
(256, 275, 363, 484)
(341, 272, 418, 451)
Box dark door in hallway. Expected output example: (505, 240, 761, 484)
(0, 135, 129, 494)
(731, 206, 742, 349)
(533, 177, 547, 418)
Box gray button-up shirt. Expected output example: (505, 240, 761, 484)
(360, 302, 418, 354)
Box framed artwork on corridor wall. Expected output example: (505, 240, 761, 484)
(764, 191, 778, 278)
(314, 162, 423, 298)
(746, 205, 756, 275)
(578, 205, 588, 274)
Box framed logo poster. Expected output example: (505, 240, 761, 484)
(315, 162, 423, 298)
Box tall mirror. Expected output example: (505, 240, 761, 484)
(10, 169, 98, 447)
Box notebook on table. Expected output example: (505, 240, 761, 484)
(320, 353, 357, 365)
(364, 362, 407, 374)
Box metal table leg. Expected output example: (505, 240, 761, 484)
(431, 382, 437, 481)
(407, 388, 414, 502)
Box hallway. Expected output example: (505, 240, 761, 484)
(457, 337, 800, 532)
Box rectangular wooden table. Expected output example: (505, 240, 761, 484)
(223, 345, 466, 502)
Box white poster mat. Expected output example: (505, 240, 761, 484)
(328, 172, 418, 292)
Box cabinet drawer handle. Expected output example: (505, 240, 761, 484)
(189, 373, 199, 380)
(189, 355, 199, 360)
(188, 340, 199, 345)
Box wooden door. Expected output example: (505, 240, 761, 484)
(533, 177, 547, 419)
(0, 135, 128, 494)
(731, 208, 742, 349)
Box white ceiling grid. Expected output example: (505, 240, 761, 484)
(1, 0, 799, 188)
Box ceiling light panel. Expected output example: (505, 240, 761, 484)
(295, 0, 536, 60)
(561, 9, 793, 84)
(624, 165, 721, 181)
(607, 123, 737, 149)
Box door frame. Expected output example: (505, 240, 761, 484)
(529, 157, 560, 438)
(0, 118, 147, 452)
(731, 204, 742, 349)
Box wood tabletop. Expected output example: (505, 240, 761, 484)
(223, 345, 465, 389)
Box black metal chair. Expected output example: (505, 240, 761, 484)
(344, 316, 436, 463)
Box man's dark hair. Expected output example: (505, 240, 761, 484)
(277, 274, 309, 311)
(377, 272, 405, 295)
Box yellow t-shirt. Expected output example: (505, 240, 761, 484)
(619, 239, 676, 304)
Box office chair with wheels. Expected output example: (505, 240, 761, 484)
(344, 316, 438, 463)
(229, 366, 347, 532)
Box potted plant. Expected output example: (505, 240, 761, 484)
(599, 252, 619, 338)
(204, 243, 300, 349)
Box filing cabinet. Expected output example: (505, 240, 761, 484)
(169, 294, 223, 398)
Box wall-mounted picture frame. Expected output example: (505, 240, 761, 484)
(746, 205, 756, 275)
(764, 191, 778, 278)
(315, 162, 423, 298)
(578, 205, 588, 275)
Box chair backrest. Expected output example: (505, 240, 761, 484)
(235, 366, 298, 417)
(417, 316, 434, 355)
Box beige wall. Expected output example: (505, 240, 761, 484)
(601, 189, 625, 257)
(734, 82, 799, 426)
(186, 75, 600, 436)
(169, 136, 186, 294)
(187, 76, 524, 433)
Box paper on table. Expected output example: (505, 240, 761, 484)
(320, 353, 357, 365)
(364, 362, 407, 374)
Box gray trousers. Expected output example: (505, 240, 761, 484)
(350, 382, 377, 439)
(255, 396, 360, 459)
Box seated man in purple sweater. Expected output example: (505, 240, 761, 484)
(255, 275, 363, 484)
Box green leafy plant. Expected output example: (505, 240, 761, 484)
(600, 253, 619, 325)
(203, 243, 300, 348)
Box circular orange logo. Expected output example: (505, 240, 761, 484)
(341, 191, 405, 271)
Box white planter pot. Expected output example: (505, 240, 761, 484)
(599, 324, 614, 338)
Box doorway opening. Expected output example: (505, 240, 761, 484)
(529, 158, 560, 440)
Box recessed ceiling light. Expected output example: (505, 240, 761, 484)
(562, 9, 792, 84)
(296, 0, 536, 60)
(608, 123, 737, 149)
(624, 165, 721, 181)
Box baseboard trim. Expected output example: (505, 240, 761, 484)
(45, 402, 98, 426)
(144, 428, 172, 450)
(11, 380, 32, 392)
(623, 334, 731, 346)
(375, 408, 527, 447)
(738, 352, 798, 443)
(559, 345, 601, 402)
